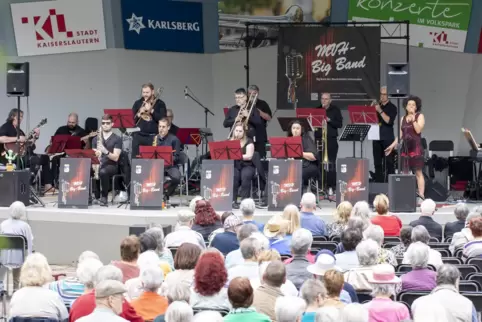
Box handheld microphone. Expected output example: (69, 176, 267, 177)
(184, 86, 188, 99)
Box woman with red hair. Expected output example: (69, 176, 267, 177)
(191, 200, 222, 240)
(190, 250, 231, 310)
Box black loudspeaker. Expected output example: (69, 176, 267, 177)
(6, 62, 30, 97)
(0, 170, 30, 206)
(369, 182, 388, 205)
(425, 179, 448, 202)
(387, 63, 409, 97)
(388, 174, 416, 212)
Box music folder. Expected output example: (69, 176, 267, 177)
(65, 149, 99, 164)
(268, 136, 303, 158)
(208, 140, 242, 160)
(104, 109, 136, 129)
(139, 146, 173, 167)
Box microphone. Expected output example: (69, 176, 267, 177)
(184, 86, 188, 99)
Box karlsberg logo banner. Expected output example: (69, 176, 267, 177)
(10, 0, 107, 57)
(121, 0, 204, 53)
(348, 0, 473, 52)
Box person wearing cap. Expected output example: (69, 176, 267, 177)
(211, 214, 243, 255)
(76, 280, 128, 322)
(264, 215, 292, 255)
(300, 193, 326, 236)
(362, 264, 410, 322)
(164, 210, 206, 250)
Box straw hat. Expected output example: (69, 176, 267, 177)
(368, 264, 401, 284)
(263, 216, 288, 238)
(307, 253, 340, 276)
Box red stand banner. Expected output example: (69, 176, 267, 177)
(58, 157, 91, 209)
(130, 159, 164, 210)
(348, 105, 378, 124)
(336, 157, 369, 205)
(269, 136, 303, 159)
(208, 140, 242, 160)
(201, 160, 234, 212)
(267, 159, 303, 211)
(296, 108, 326, 128)
(104, 109, 136, 129)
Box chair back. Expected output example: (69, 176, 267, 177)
(467, 258, 482, 272)
(329, 235, 340, 242)
(311, 241, 338, 253)
(0, 234, 27, 268)
(432, 248, 450, 258)
(441, 257, 462, 265)
(459, 281, 480, 292)
(454, 248, 464, 258)
(454, 264, 480, 279)
(168, 247, 178, 258)
(428, 242, 450, 250)
(383, 237, 401, 244)
(396, 291, 430, 307)
(10, 318, 59, 322)
(355, 291, 372, 304)
(313, 236, 327, 242)
(467, 273, 482, 286)
(460, 293, 482, 316)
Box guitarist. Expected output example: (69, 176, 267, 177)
(0, 108, 54, 193)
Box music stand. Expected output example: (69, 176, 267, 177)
(296, 108, 326, 128)
(104, 109, 136, 132)
(65, 149, 99, 164)
(208, 140, 242, 160)
(269, 136, 303, 158)
(339, 124, 371, 158)
(277, 117, 313, 133)
(348, 105, 379, 124)
(176, 128, 201, 146)
(139, 146, 173, 167)
(47, 135, 70, 156)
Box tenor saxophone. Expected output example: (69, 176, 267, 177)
(93, 126, 102, 180)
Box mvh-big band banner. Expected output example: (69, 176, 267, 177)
(130, 159, 164, 210)
(267, 160, 303, 211)
(201, 160, 234, 212)
(336, 158, 369, 206)
(10, 0, 107, 57)
(58, 158, 91, 209)
(277, 26, 380, 109)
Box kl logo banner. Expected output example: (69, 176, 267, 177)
(11, 0, 107, 56)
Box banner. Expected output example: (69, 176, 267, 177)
(267, 159, 302, 211)
(121, 0, 204, 53)
(336, 158, 369, 205)
(58, 158, 91, 209)
(201, 160, 234, 212)
(277, 26, 380, 109)
(10, 0, 106, 57)
(218, 0, 332, 51)
(130, 159, 164, 210)
(348, 0, 472, 52)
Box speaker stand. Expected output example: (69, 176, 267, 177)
(29, 186, 45, 207)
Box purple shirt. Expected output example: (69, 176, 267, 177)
(401, 268, 437, 292)
(364, 298, 410, 322)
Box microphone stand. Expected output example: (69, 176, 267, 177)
(184, 91, 215, 128)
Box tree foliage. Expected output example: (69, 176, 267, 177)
(219, 0, 279, 15)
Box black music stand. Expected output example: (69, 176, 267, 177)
(277, 117, 313, 133)
(339, 124, 371, 158)
(139, 146, 173, 166)
(269, 136, 303, 158)
(208, 140, 242, 160)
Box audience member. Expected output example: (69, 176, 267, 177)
(211, 214, 243, 255)
(224, 277, 270, 321)
(240, 198, 264, 231)
(228, 237, 262, 281)
(363, 225, 397, 266)
(164, 211, 206, 249)
(445, 203, 469, 238)
(192, 311, 223, 322)
(370, 194, 402, 236)
(191, 199, 222, 240)
(264, 215, 292, 255)
(326, 201, 352, 237)
(131, 266, 168, 320)
(350, 201, 371, 230)
(164, 301, 193, 322)
(0, 201, 34, 291)
(402, 225, 443, 269)
(154, 283, 191, 322)
(400, 242, 437, 291)
(207, 211, 233, 246)
(411, 297, 452, 322)
(164, 243, 201, 291)
(286, 228, 314, 289)
(314, 307, 339, 322)
(344, 240, 378, 291)
(257, 249, 281, 263)
(140, 227, 174, 269)
(189, 196, 203, 213)
(225, 223, 258, 269)
(76, 258, 103, 297)
(412, 264, 476, 322)
(363, 264, 410, 322)
(321, 270, 346, 309)
(389, 226, 412, 257)
(275, 296, 306, 322)
(125, 250, 163, 301)
(281, 204, 302, 235)
(450, 210, 482, 254)
(190, 251, 230, 310)
(76, 280, 128, 322)
(251, 261, 298, 297)
(300, 279, 326, 322)
(9, 253, 68, 321)
(252, 261, 286, 321)
(111, 235, 140, 283)
(334, 229, 362, 271)
(462, 216, 482, 261)
(346, 216, 368, 233)
(340, 303, 369, 322)
(409, 199, 442, 241)
(300, 193, 326, 236)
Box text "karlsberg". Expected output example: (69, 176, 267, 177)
(148, 20, 200, 32)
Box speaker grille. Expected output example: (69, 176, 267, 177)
(388, 174, 416, 212)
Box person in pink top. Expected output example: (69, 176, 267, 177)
(363, 264, 410, 322)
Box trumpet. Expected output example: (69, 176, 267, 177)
(138, 87, 163, 122)
(227, 91, 259, 139)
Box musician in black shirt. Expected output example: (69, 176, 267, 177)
(131, 83, 167, 158)
(372, 86, 398, 182)
(224, 88, 263, 141)
(92, 114, 122, 206)
(231, 123, 255, 208)
(152, 118, 182, 200)
(248, 85, 272, 159)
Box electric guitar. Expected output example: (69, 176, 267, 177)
(3, 118, 48, 157)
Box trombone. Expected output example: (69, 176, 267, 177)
(320, 118, 329, 190)
(227, 91, 259, 139)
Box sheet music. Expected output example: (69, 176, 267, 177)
(367, 125, 380, 141)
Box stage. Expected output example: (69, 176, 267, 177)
(2, 195, 479, 265)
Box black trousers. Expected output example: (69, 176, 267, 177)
(303, 163, 320, 187)
(29, 154, 53, 186)
(131, 132, 156, 158)
(254, 140, 267, 159)
(233, 165, 255, 201)
(164, 166, 181, 197)
(326, 137, 338, 189)
(372, 139, 395, 182)
(94, 164, 118, 199)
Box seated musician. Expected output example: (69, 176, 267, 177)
(152, 118, 182, 203)
(166, 109, 179, 136)
(231, 123, 255, 209)
(288, 120, 320, 188)
(0, 108, 54, 193)
(92, 114, 122, 206)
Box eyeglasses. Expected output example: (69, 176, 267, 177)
(101, 121, 111, 125)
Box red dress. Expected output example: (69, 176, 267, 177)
(401, 113, 424, 171)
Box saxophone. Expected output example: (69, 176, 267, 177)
(93, 126, 102, 180)
(152, 135, 158, 146)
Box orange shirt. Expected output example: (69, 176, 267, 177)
(130, 291, 168, 321)
(371, 214, 402, 237)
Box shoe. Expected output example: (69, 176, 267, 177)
(99, 197, 108, 207)
(256, 200, 268, 209)
(232, 202, 240, 210)
(328, 187, 334, 196)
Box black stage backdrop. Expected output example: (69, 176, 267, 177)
(277, 26, 380, 110)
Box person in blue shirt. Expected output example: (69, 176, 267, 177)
(300, 192, 326, 236)
(240, 198, 264, 231)
(211, 214, 243, 255)
(264, 216, 292, 256)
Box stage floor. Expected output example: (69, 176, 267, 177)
(1, 194, 479, 265)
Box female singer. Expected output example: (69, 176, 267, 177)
(288, 120, 319, 188)
(385, 96, 425, 198)
(231, 122, 255, 209)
